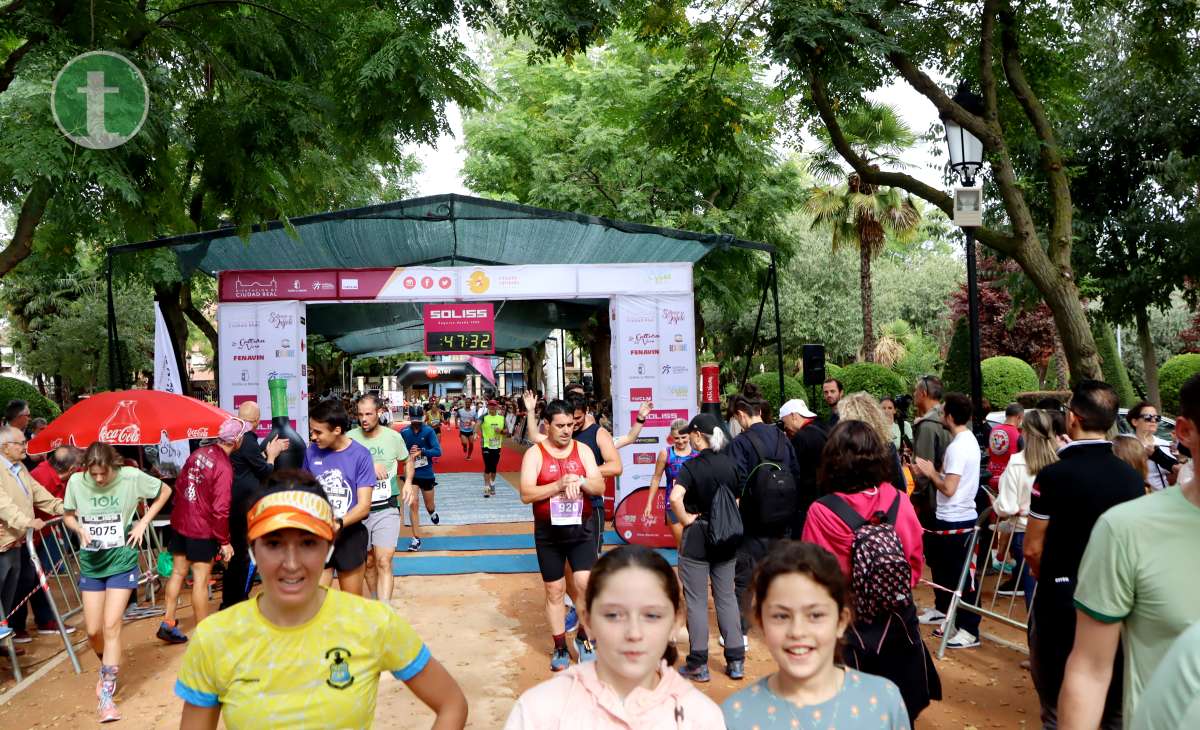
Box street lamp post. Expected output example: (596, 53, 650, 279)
(942, 82, 987, 431)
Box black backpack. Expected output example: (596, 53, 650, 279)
(703, 482, 744, 558)
(743, 429, 799, 530)
(817, 492, 913, 623)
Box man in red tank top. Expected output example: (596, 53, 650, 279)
(519, 399, 605, 673)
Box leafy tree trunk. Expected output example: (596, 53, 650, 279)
(180, 278, 219, 393)
(153, 282, 192, 396)
(1054, 333, 1070, 390)
(860, 243, 875, 362)
(1017, 246, 1101, 386)
(589, 317, 612, 405)
(1135, 307, 1161, 408)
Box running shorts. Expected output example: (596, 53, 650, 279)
(79, 567, 139, 592)
(364, 508, 401, 551)
(413, 477, 437, 492)
(482, 447, 501, 473)
(533, 518, 599, 582)
(326, 522, 369, 573)
(168, 533, 219, 563)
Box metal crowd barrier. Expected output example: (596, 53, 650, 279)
(927, 501, 1037, 659)
(2, 503, 170, 682)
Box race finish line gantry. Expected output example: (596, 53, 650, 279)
(103, 194, 782, 546)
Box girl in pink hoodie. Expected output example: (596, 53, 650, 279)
(504, 546, 725, 730)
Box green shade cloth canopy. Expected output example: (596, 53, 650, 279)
(111, 194, 772, 357)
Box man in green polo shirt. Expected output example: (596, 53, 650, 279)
(1058, 372, 1200, 728)
(349, 394, 414, 601)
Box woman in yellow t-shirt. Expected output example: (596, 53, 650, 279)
(176, 471, 467, 729)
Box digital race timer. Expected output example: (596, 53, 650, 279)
(424, 331, 494, 354)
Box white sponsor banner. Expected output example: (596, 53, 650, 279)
(218, 301, 308, 438)
(611, 294, 697, 504)
(366, 263, 692, 301)
(153, 302, 192, 471)
(576, 264, 693, 297)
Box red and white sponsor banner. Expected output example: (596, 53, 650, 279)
(422, 303, 496, 355)
(612, 487, 676, 548)
(218, 301, 308, 438)
(610, 293, 697, 512)
(218, 263, 693, 302)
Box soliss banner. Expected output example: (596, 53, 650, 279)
(609, 293, 696, 547)
(217, 301, 308, 438)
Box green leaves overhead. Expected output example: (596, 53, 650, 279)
(462, 30, 804, 313)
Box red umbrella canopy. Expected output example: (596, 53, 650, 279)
(29, 390, 232, 454)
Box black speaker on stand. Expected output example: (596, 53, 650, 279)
(802, 344, 825, 409)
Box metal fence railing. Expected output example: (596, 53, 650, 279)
(2, 505, 170, 683)
(922, 500, 1035, 659)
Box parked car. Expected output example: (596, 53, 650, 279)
(985, 407, 1175, 448)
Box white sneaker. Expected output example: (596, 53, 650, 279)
(718, 634, 749, 651)
(918, 608, 947, 625)
(945, 628, 980, 649)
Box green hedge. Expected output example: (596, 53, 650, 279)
(942, 319, 971, 396)
(1159, 354, 1200, 416)
(981, 356, 1040, 410)
(0, 377, 60, 420)
(1091, 318, 1137, 407)
(747, 372, 806, 412)
(837, 362, 907, 402)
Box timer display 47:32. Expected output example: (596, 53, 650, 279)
(425, 331, 494, 354)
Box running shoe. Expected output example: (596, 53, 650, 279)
(156, 621, 188, 644)
(429, 511, 440, 525)
(945, 629, 981, 649)
(564, 606, 579, 634)
(11, 630, 31, 644)
(726, 660, 745, 680)
(575, 636, 596, 663)
(407, 537, 422, 552)
(98, 694, 121, 723)
(483, 487, 491, 498)
(0, 625, 12, 642)
(932, 624, 947, 639)
(677, 663, 710, 683)
(917, 608, 947, 625)
(550, 647, 571, 672)
(37, 621, 76, 635)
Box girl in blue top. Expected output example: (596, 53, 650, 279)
(643, 419, 697, 547)
(723, 542, 910, 730)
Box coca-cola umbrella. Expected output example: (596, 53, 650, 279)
(28, 390, 232, 454)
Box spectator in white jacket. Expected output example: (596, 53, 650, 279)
(994, 409, 1061, 609)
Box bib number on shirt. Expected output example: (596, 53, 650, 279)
(485, 437, 501, 450)
(413, 455, 429, 469)
(327, 491, 350, 519)
(549, 495, 584, 526)
(371, 478, 393, 504)
(81, 513, 124, 550)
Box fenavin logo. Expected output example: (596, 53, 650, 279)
(51, 52, 149, 149)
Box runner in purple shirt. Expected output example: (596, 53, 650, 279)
(303, 400, 376, 595)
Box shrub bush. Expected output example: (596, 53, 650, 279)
(1159, 354, 1200, 416)
(747, 371, 807, 412)
(837, 362, 907, 402)
(941, 319, 971, 396)
(0, 377, 60, 420)
(981, 357, 1040, 410)
(1091, 318, 1137, 407)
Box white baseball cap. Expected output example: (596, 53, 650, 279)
(779, 399, 817, 419)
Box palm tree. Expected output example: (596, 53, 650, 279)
(804, 104, 922, 362)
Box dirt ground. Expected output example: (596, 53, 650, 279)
(0, 469, 1041, 728)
